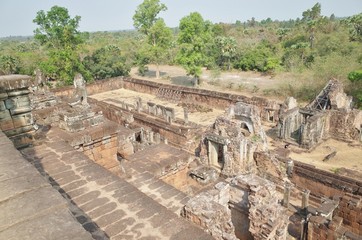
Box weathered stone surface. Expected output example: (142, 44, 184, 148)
(0, 210, 93, 240)
(182, 182, 238, 240)
(0, 75, 33, 91)
(0, 130, 92, 240)
(231, 174, 288, 240)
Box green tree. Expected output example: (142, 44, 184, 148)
(133, 0, 171, 79)
(343, 13, 362, 42)
(348, 70, 362, 108)
(177, 12, 214, 85)
(33, 6, 88, 85)
(302, 3, 323, 48)
(214, 36, 237, 70)
(83, 45, 130, 80)
(0, 55, 20, 74)
(236, 41, 280, 72)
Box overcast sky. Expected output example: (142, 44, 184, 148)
(0, 0, 361, 38)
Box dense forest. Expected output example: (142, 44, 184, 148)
(0, 1, 361, 107)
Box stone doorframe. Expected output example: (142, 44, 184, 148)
(205, 133, 230, 171)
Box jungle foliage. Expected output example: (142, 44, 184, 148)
(0, 2, 361, 106)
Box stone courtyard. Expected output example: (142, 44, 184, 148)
(0, 74, 361, 240)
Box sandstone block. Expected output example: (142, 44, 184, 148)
(0, 119, 14, 131)
(12, 113, 34, 128)
(0, 110, 11, 120)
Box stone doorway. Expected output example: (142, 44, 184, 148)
(208, 141, 224, 170)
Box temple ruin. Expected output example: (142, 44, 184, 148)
(0, 74, 361, 240)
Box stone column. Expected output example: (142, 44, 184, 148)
(301, 189, 310, 212)
(138, 97, 142, 111)
(184, 107, 189, 125)
(136, 100, 141, 113)
(149, 131, 154, 143)
(140, 129, 145, 143)
(300, 219, 306, 240)
(286, 159, 294, 178)
(154, 133, 160, 144)
(283, 183, 292, 208)
(164, 138, 168, 145)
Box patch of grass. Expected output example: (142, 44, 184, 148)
(330, 167, 340, 174)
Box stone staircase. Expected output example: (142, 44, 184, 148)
(126, 171, 190, 215)
(21, 127, 213, 240)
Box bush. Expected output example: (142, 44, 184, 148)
(348, 70, 362, 82)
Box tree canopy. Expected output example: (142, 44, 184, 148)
(177, 12, 214, 85)
(133, 0, 172, 79)
(33, 6, 88, 85)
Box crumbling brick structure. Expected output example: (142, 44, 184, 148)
(278, 80, 362, 149)
(199, 102, 268, 176)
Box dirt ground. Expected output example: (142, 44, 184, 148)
(289, 139, 362, 176)
(130, 64, 288, 101)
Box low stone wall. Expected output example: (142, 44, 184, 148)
(90, 98, 195, 149)
(52, 77, 124, 98)
(276, 157, 362, 197)
(122, 77, 280, 122)
(51, 77, 280, 123)
(335, 193, 362, 235)
(65, 120, 121, 173)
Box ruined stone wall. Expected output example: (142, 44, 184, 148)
(300, 112, 328, 149)
(334, 193, 362, 235)
(199, 103, 268, 177)
(308, 214, 361, 240)
(0, 75, 35, 148)
(278, 108, 303, 141)
(122, 77, 280, 122)
(276, 157, 362, 197)
(181, 182, 238, 240)
(230, 175, 288, 240)
(66, 121, 121, 173)
(328, 109, 362, 142)
(52, 77, 124, 98)
(91, 99, 193, 149)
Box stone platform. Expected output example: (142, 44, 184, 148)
(0, 130, 93, 240)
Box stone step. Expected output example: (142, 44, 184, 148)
(127, 171, 189, 215)
(25, 127, 212, 239)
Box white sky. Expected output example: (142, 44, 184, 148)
(0, 0, 361, 37)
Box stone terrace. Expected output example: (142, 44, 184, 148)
(0, 130, 93, 240)
(20, 127, 213, 240)
(90, 88, 225, 126)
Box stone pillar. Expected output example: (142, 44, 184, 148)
(184, 107, 189, 125)
(164, 138, 168, 145)
(301, 189, 310, 212)
(155, 133, 161, 144)
(136, 100, 141, 113)
(300, 219, 306, 240)
(140, 129, 145, 143)
(167, 115, 172, 125)
(149, 131, 154, 143)
(286, 159, 294, 178)
(283, 183, 292, 208)
(138, 97, 142, 110)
